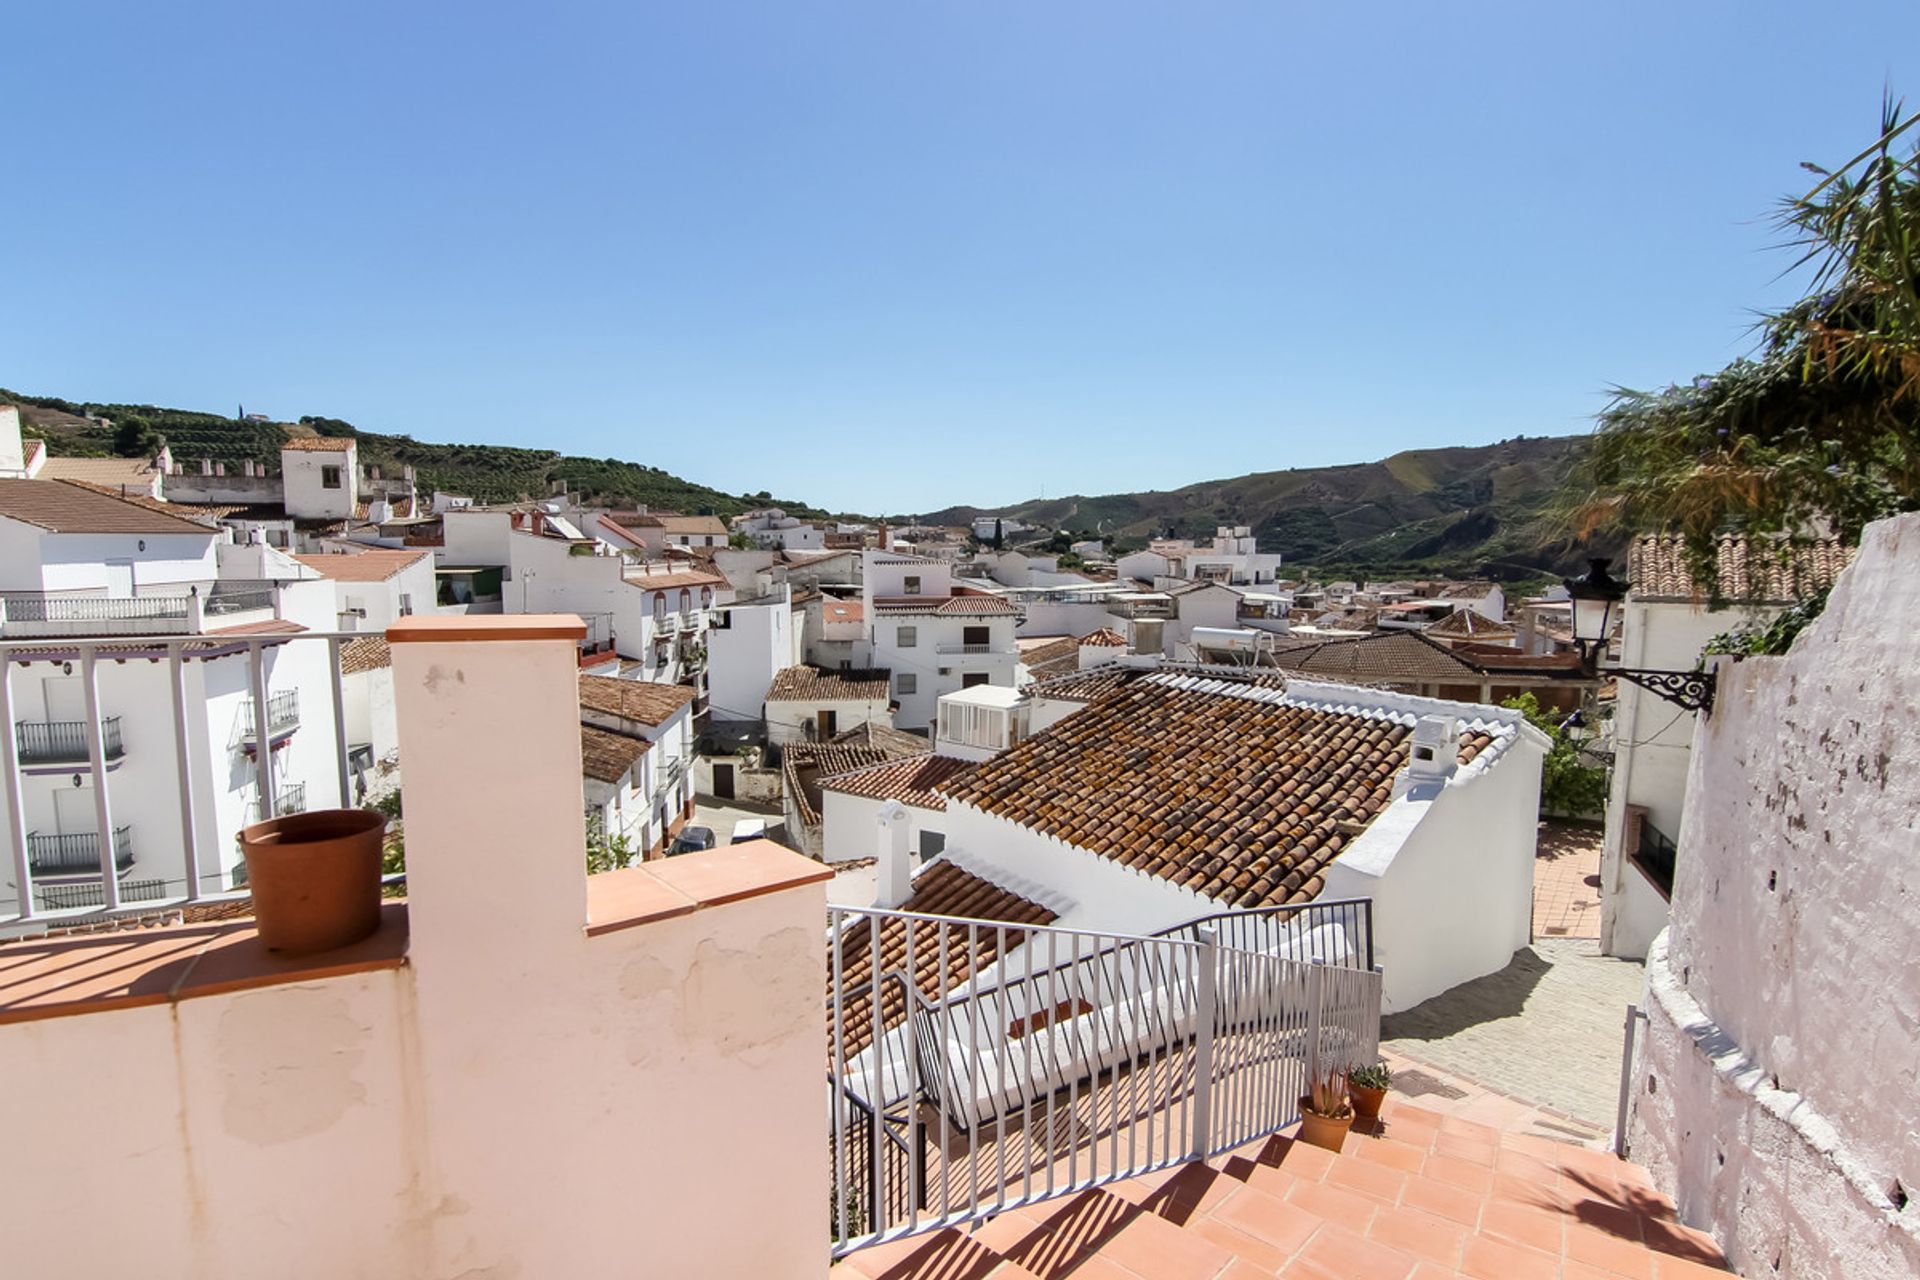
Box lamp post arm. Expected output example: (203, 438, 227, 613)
(1611, 666, 1716, 715)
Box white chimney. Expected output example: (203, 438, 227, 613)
(873, 800, 913, 909)
(1404, 714, 1459, 788)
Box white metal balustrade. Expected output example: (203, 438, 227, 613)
(827, 900, 1382, 1258)
(0, 631, 366, 934)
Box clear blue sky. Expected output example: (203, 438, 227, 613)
(7, 2, 1920, 514)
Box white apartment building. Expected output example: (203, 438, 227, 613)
(0, 479, 347, 916)
(1600, 534, 1852, 959)
(705, 583, 799, 726)
(735, 508, 826, 551)
(1115, 526, 1283, 589)
(291, 548, 436, 632)
(860, 551, 1021, 731)
(577, 676, 697, 857)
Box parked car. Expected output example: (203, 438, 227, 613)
(668, 826, 716, 856)
(730, 818, 767, 843)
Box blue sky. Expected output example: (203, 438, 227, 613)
(6, 2, 1920, 514)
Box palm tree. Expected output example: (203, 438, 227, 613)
(1572, 96, 1920, 583)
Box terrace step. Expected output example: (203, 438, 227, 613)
(830, 1099, 1728, 1279)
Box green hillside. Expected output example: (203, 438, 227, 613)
(913, 436, 1615, 581)
(2, 389, 834, 520)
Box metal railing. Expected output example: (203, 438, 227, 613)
(239, 690, 301, 738)
(935, 643, 1009, 656)
(0, 592, 194, 635)
(16, 717, 124, 765)
(0, 631, 363, 932)
(827, 902, 1381, 1257)
(247, 782, 308, 823)
(27, 827, 133, 875)
(203, 584, 278, 616)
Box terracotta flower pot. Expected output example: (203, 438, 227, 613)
(1348, 1080, 1387, 1121)
(1297, 1097, 1353, 1152)
(239, 809, 386, 954)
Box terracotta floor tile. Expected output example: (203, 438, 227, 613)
(1285, 1179, 1382, 1235)
(1094, 1207, 1233, 1280)
(1365, 1204, 1469, 1270)
(1243, 1162, 1302, 1202)
(1421, 1153, 1496, 1195)
(1399, 1174, 1486, 1228)
(1327, 1154, 1409, 1204)
(1349, 1135, 1429, 1175)
(970, 1209, 1046, 1255)
(1433, 1131, 1501, 1165)
(1564, 1224, 1656, 1280)
(1494, 1147, 1559, 1183)
(1652, 1252, 1734, 1277)
(1458, 1234, 1560, 1280)
(1211, 1185, 1324, 1254)
(1218, 1261, 1281, 1280)
(1293, 1223, 1421, 1280)
(1478, 1200, 1565, 1256)
(1274, 1138, 1338, 1181)
(864, 1229, 1001, 1280)
(1192, 1215, 1305, 1273)
(1437, 1115, 1500, 1143)
(1641, 1219, 1726, 1266)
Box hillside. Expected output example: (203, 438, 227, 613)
(1, 390, 835, 520)
(914, 435, 1615, 580)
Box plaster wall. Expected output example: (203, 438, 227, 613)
(281, 446, 358, 520)
(822, 789, 947, 864)
(0, 524, 222, 594)
(766, 696, 892, 748)
(1627, 512, 1920, 1279)
(707, 594, 793, 723)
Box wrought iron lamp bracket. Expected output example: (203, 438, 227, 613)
(1611, 666, 1716, 715)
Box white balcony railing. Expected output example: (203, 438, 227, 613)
(934, 642, 1013, 657)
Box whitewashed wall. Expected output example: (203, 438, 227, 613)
(1628, 513, 1920, 1280)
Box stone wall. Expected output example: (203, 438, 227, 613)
(1628, 513, 1920, 1279)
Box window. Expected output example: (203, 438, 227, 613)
(919, 831, 946, 858)
(897, 625, 917, 648)
(897, 673, 917, 696)
(653, 593, 667, 622)
(679, 588, 692, 613)
(962, 625, 990, 647)
(903, 575, 922, 595)
(321, 465, 342, 490)
(398, 593, 413, 617)
(701, 586, 713, 607)
(962, 672, 990, 689)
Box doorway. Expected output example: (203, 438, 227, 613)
(713, 762, 735, 800)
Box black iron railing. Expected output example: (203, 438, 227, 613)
(240, 691, 301, 736)
(27, 827, 133, 875)
(16, 717, 124, 764)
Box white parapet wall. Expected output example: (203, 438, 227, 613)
(1628, 512, 1920, 1280)
(0, 614, 833, 1280)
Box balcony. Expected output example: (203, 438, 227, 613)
(16, 717, 124, 765)
(246, 782, 308, 823)
(27, 827, 133, 876)
(0, 592, 194, 636)
(202, 583, 279, 617)
(935, 642, 1013, 656)
(239, 691, 301, 743)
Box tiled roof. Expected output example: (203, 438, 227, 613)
(577, 675, 696, 726)
(1026, 665, 1142, 704)
(339, 636, 392, 674)
(1019, 635, 1082, 682)
(1081, 627, 1128, 647)
(22, 439, 44, 468)
(781, 744, 894, 827)
(1436, 580, 1498, 599)
(659, 515, 729, 536)
(579, 723, 647, 784)
(37, 456, 162, 485)
(1425, 609, 1516, 640)
(1266, 631, 1480, 683)
(872, 593, 1020, 616)
(280, 435, 356, 452)
(823, 599, 864, 623)
(943, 674, 1503, 909)
(291, 549, 432, 582)
(52, 479, 214, 519)
(820, 754, 976, 812)
(831, 721, 933, 756)
(1628, 534, 1854, 604)
(767, 666, 894, 703)
(832, 860, 1057, 1059)
(0, 479, 216, 535)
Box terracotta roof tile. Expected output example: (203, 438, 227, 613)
(1019, 635, 1082, 682)
(830, 722, 933, 755)
(823, 599, 864, 623)
(1628, 534, 1853, 604)
(577, 675, 696, 726)
(781, 745, 894, 828)
(622, 568, 727, 591)
(821, 754, 977, 812)
(943, 674, 1500, 909)
(339, 636, 392, 674)
(579, 724, 647, 783)
(767, 666, 894, 702)
(291, 550, 433, 582)
(279, 435, 356, 452)
(1027, 666, 1145, 704)
(0, 479, 216, 535)
(1081, 627, 1128, 647)
(1425, 610, 1516, 640)
(832, 861, 1058, 1059)
(872, 593, 1020, 617)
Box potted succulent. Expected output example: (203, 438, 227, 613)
(239, 808, 388, 954)
(1347, 1060, 1392, 1121)
(1297, 1061, 1354, 1152)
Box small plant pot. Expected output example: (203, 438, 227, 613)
(1297, 1097, 1353, 1152)
(239, 809, 386, 954)
(1348, 1080, 1387, 1121)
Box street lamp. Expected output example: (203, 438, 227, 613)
(1564, 557, 1716, 714)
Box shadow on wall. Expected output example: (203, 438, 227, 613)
(1379, 946, 1553, 1041)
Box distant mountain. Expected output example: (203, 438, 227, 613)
(914, 435, 1614, 581)
(2, 389, 835, 520)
